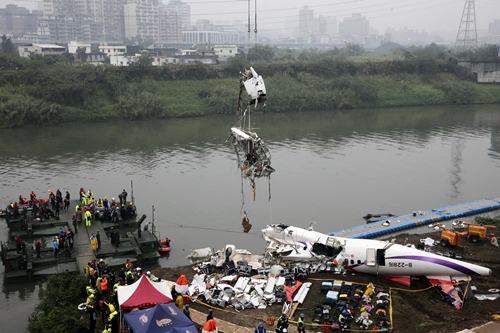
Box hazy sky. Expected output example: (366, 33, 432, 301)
(3, 0, 500, 34)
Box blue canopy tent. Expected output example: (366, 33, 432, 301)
(124, 303, 197, 333)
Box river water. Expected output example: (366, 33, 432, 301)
(1, 104, 500, 331)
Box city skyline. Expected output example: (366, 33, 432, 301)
(1, 0, 500, 36)
(1, 0, 499, 45)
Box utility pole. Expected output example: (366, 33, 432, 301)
(455, 0, 478, 50)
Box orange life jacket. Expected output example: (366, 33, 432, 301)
(101, 279, 108, 291)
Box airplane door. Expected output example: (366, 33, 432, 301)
(366, 248, 376, 266)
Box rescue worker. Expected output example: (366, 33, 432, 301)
(64, 238, 71, 258)
(255, 322, 266, 333)
(12, 202, 20, 218)
(125, 258, 133, 271)
(54, 199, 60, 218)
(338, 311, 346, 331)
(108, 304, 119, 333)
(160, 238, 171, 247)
(30, 191, 36, 202)
(35, 239, 42, 259)
(206, 309, 214, 321)
(97, 198, 103, 207)
(175, 294, 184, 310)
(101, 276, 109, 297)
(53, 236, 59, 257)
(98, 297, 107, 325)
(86, 293, 95, 306)
(14, 235, 22, 254)
(276, 314, 289, 333)
(113, 228, 120, 247)
(126, 270, 134, 285)
(103, 197, 109, 209)
(85, 262, 93, 277)
(297, 313, 305, 333)
(202, 318, 217, 333)
(120, 204, 127, 220)
(111, 207, 118, 223)
(72, 215, 78, 233)
(56, 189, 62, 208)
(76, 207, 83, 225)
(86, 299, 97, 333)
(120, 189, 127, 205)
(86, 285, 96, 297)
(110, 228, 115, 246)
(87, 189, 93, 200)
(90, 233, 98, 254)
(85, 209, 92, 227)
(96, 230, 101, 250)
(127, 202, 135, 217)
(81, 193, 87, 206)
(67, 229, 74, 249)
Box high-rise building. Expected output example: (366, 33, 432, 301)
(0, 5, 38, 35)
(39, 0, 126, 42)
(339, 13, 369, 44)
(489, 19, 500, 35)
(298, 6, 314, 41)
(124, 0, 159, 40)
(159, 0, 190, 42)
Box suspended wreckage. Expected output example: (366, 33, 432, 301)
(226, 67, 275, 201)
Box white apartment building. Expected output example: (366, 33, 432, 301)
(124, 0, 159, 40)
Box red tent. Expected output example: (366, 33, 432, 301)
(118, 275, 173, 310)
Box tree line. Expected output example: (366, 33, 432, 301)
(0, 36, 498, 128)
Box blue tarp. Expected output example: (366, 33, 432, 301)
(124, 303, 198, 333)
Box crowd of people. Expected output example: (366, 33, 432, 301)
(6, 188, 137, 265)
(83, 258, 165, 333)
(8, 188, 137, 224)
(76, 188, 136, 227)
(6, 189, 70, 222)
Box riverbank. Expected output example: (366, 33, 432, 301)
(2, 57, 500, 128)
(150, 230, 500, 333)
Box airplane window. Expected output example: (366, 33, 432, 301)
(357, 260, 361, 264)
(350, 260, 354, 265)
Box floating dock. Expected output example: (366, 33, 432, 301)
(2, 199, 160, 280)
(329, 198, 500, 239)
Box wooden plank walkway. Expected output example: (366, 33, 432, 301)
(329, 198, 500, 239)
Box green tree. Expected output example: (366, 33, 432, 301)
(28, 273, 88, 333)
(76, 47, 88, 63)
(1, 34, 16, 56)
(134, 53, 153, 68)
(247, 45, 274, 63)
(58, 52, 75, 64)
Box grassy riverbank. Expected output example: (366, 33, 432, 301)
(1, 54, 500, 128)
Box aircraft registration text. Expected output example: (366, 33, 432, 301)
(388, 262, 412, 268)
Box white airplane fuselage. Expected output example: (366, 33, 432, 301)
(262, 224, 491, 281)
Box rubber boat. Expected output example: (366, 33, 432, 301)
(158, 245, 171, 253)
